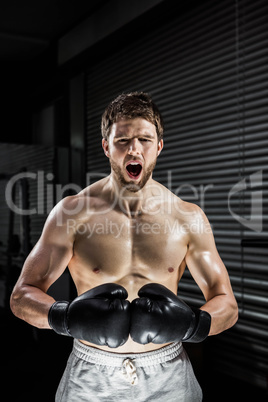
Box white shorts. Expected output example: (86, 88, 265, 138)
(55, 339, 202, 401)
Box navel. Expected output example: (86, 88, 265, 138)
(168, 267, 174, 273)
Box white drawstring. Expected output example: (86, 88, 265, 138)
(121, 358, 138, 385)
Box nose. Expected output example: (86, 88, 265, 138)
(128, 138, 141, 156)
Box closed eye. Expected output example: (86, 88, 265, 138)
(116, 137, 152, 143)
(140, 138, 153, 142)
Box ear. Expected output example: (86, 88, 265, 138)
(157, 139, 164, 156)
(102, 138, 110, 158)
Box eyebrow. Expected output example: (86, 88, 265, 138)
(115, 132, 155, 139)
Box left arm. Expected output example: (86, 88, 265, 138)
(185, 206, 238, 336)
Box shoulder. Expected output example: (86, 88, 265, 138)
(175, 198, 205, 220)
(157, 183, 201, 217)
(175, 201, 214, 250)
(40, 193, 94, 245)
(179, 199, 211, 228)
(44, 178, 112, 234)
(50, 177, 109, 219)
(162, 187, 213, 237)
(47, 194, 88, 223)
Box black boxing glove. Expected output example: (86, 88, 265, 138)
(48, 283, 130, 348)
(130, 283, 211, 344)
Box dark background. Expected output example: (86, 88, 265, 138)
(0, 1, 267, 401)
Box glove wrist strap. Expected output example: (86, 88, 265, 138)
(48, 301, 71, 336)
(183, 309, 211, 343)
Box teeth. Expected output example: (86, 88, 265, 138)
(130, 162, 139, 165)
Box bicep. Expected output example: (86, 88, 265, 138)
(19, 241, 72, 292)
(15, 206, 74, 293)
(186, 247, 232, 302)
(185, 212, 233, 301)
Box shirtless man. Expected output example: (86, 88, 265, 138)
(10, 92, 238, 401)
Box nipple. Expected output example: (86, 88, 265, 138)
(93, 267, 100, 274)
(168, 267, 174, 273)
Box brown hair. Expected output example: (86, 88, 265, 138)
(101, 92, 164, 141)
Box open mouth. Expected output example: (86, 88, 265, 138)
(126, 161, 143, 179)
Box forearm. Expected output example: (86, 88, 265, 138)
(200, 294, 238, 336)
(10, 285, 55, 329)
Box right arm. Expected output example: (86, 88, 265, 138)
(10, 197, 75, 329)
(10, 195, 131, 348)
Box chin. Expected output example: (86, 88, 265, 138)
(123, 182, 144, 192)
(110, 158, 156, 192)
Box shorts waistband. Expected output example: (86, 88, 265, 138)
(73, 339, 183, 368)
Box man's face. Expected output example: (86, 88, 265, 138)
(102, 118, 163, 192)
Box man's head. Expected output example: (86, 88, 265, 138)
(101, 92, 164, 142)
(102, 92, 164, 192)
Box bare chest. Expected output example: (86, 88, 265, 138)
(71, 209, 187, 276)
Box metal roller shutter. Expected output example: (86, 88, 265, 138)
(0, 143, 55, 306)
(0, 143, 55, 256)
(86, 0, 268, 389)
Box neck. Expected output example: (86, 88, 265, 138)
(106, 173, 155, 218)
